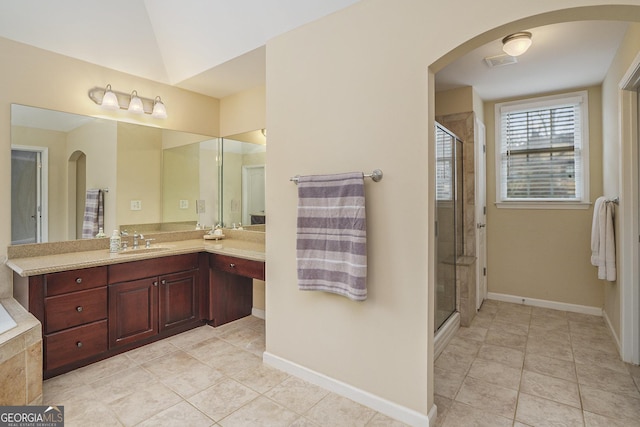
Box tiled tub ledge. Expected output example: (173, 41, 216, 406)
(0, 298, 43, 405)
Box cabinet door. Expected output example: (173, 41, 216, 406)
(109, 278, 158, 348)
(209, 268, 253, 327)
(159, 269, 198, 332)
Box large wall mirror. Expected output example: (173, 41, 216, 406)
(10, 104, 266, 245)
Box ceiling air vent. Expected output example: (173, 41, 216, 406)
(484, 53, 518, 68)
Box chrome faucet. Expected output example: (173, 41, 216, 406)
(133, 232, 144, 249)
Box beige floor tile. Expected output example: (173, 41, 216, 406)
(167, 325, 222, 349)
(466, 358, 522, 390)
(566, 312, 605, 325)
(433, 395, 452, 427)
(490, 319, 529, 336)
(447, 336, 483, 354)
(583, 410, 636, 427)
(526, 336, 574, 361)
(530, 306, 567, 320)
(440, 401, 512, 427)
(523, 353, 576, 382)
(576, 362, 640, 398)
(516, 393, 583, 427)
(124, 339, 179, 365)
(528, 324, 571, 342)
(219, 396, 298, 426)
(188, 378, 259, 422)
(476, 343, 524, 369)
(160, 363, 225, 398)
(73, 353, 136, 385)
(484, 328, 527, 350)
(470, 314, 493, 329)
(142, 349, 211, 379)
(43, 371, 91, 404)
(455, 326, 488, 342)
(493, 310, 531, 326)
(265, 376, 329, 414)
(520, 370, 581, 408)
(185, 337, 235, 362)
(90, 366, 158, 403)
(366, 412, 410, 426)
(497, 302, 532, 314)
(231, 364, 290, 394)
(628, 363, 640, 391)
(434, 366, 466, 399)
(136, 401, 214, 427)
(202, 346, 263, 376)
(108, 381, 182, 426)
(305, 393, 376, 427)
(435, 346, 476, 374)
(65, 398, 123, 427)
(454, 377, 518, 419)
(289, 417, 322, 426)
(580, 384, 640, 421)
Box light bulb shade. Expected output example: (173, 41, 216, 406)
(151, 96, 167, 118)
(101, 85, 120, 110)
(502, 32, 532, 57)
(128, 91, 144, 114)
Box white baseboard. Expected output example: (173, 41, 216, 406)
(487, 292, 602, 316)
(263, 352, 431, 427)
(602, 309, 621, 353)
(251, 308, 265, 319)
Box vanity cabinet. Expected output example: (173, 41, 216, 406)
(41, 266, 109, 372)
(108, 253, 203, 349)
(209, 254, 265, 326)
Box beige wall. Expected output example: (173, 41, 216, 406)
(220, 85, 266, 137)
(265, 1, 640, 419)
(435, 86, 474, 117)
(484, 86, 604, 308)
(601, 23, 640, 338)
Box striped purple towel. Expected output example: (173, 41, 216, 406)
(296, 172, 367, 301)
(81, 189, 104, 239)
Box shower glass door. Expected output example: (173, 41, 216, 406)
(435, 123, 463, 331)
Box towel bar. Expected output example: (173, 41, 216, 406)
(606, 197, 619, 204)
(290, 169, 383, 184)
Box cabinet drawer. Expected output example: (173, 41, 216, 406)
(45, 320, 108, 371)
(45, 288, 107, 334)
(46, 266, 108, 296)
(210, 254, 265, 280)
(109, 253, 199, 284)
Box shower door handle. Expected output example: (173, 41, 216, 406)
(477, 223, 486, 229)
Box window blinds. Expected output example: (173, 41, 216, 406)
(499, 97, 584, 200)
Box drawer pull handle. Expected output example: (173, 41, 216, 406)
(230, 263, 236, 268)
(76, 306, 83, 312)
(76, 277, 83, 284)
(153, 281, 158, 287)
(76, 341, 83, 348)
(161, 280, 167, 285)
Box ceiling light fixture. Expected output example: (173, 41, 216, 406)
(88, 85, 168, 118)
(502, 32, 532, 57)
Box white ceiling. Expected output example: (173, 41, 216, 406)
(0, 3, 630, 102)
(435, 21, 629, 101)
(0, 0, 360, 98)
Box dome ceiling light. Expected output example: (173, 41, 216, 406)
(502, 32, 532, 57)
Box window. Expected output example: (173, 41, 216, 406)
(495, 91, 589, 208)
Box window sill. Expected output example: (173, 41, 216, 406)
(495, 201, 592, 210)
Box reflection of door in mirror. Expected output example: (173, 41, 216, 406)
(242, 165, 265, 225)
(11, 146, 48, 244)
(69, 151, 87, 241)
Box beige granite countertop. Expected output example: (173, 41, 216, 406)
(6, 238, 265, 277)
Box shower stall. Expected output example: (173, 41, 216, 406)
(435, 122, 463, 332)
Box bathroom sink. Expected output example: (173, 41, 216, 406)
(115, 246, 172, 255)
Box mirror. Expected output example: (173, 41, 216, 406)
(10, 105, 259, 245)
(221, 131, 266, 231)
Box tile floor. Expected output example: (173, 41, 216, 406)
(435, 300, 640, 426)
(43, 316, 408, 426)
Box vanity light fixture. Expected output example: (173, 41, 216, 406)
(127, 90, 144, 114)
(502, 31, 532, 57)
(151, 96, 167, 119)
(100, 84, 120, 110)
(88, 84, 168, 118)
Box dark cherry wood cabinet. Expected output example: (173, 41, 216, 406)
(209, 254, 265, 327)
(15, 249, 263, 378)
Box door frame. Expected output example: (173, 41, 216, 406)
(11, 144, 49, 243)
(618, 52, 640, 365)
(241, 164, 265, 225)
(475, 118, 487, 310)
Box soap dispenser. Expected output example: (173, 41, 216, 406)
(109, 230, 121, 253)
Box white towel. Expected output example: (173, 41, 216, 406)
(296, 172, 367, 301)
(590, 196, 616, 281)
